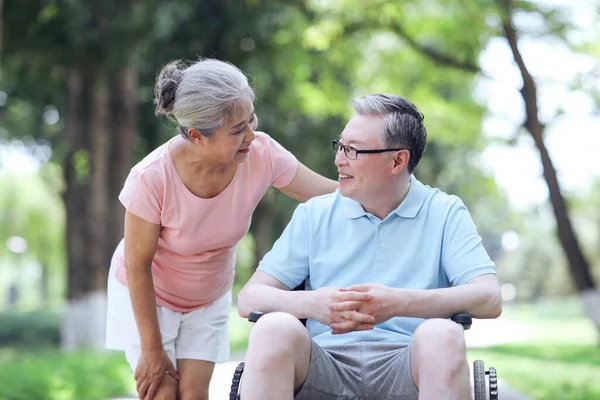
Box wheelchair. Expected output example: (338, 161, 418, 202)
(229, 311, 498, 400)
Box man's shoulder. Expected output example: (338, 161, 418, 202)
(292, 190, 344, 225)
(303, 189, 343, 211)
(417, 181, 467, 219)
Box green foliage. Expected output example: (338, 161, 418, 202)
(229, 307, 253, 354)
(0, 167, 65, 277)
(0, 310, 61, 348)
(0, 349, 132, 400)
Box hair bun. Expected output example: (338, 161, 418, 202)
(154, 61, 184, 116)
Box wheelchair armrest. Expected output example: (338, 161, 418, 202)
(251, 311, 472, 329)
(451, 313, 472, 330)
(248, 311, 266, 323)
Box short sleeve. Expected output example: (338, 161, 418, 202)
(441, 198, 496, 286)
(257, 203, 310, 289)
(264, 133, 298, 188)
(118, 169, 162, 225)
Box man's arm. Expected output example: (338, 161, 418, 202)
(238, 270, 376, 328)
(237, 271, 305, 318)
(396, 273, 502, 319)
(330, 274, 501, 333)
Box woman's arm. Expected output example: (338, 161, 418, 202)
(123, 211, 162, 352)
(278, 162, 339, 202)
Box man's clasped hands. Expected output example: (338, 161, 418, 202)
(313, 283, 404, 335)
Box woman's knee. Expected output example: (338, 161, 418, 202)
(177, 359, 214, 400)
(178, 386, 208, 400)
(151, 374, 179, 400)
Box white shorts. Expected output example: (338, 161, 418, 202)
(105, 265, 231, 371)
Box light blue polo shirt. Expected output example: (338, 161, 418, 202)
(258, 175, 497, 347)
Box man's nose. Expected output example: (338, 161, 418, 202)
(334, 148, 347, 166)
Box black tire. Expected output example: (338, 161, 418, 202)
(473, 360, 486, 400)
(229, 362, 245, 400)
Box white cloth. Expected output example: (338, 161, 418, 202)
(105, 264, 231, 370)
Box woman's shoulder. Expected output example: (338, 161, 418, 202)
(130, 139, 173, 176)
(250, 131, 291, 155)
(252, 130, 273, 145)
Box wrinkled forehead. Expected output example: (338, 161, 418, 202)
(224, 97, 255, 126)
(340, 114, 385, 146)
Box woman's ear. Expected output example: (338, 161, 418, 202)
(188, 128, 206, 145)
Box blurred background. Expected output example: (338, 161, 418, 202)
(0, 0, 598, 399)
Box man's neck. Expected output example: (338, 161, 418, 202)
(362, 176, 412, 220)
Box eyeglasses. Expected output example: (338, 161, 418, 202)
(332, 139, 407, 160)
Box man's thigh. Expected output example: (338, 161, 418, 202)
(364, 343, 418, 399)
(295, 342, 418, 400)
(294, 342, 362, 400)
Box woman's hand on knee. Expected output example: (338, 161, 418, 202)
(134, 348, 179, 399)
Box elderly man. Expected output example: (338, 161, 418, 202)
(237, 94, 502, 400)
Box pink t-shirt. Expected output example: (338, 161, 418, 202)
(112, 131, 298, 312)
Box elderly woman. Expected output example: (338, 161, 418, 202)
(105, 58, 338, 400)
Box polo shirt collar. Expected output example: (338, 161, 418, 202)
(343, 175, 429, 220)
(393, 175, 429, 218)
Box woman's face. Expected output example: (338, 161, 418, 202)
(204, 100, 257, 165)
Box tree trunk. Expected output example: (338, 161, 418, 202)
(88, 71, 111, 292)
(109, 65, 138, 253)
(62, 67, 106, 350)
(499, 0, 600, 335)
(251, 191, 277, 269)
(62, 67, 89, 300)
(40, 262, 49, 307)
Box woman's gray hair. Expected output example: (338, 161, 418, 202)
(352, 94, 427, 173)
(154, 58, 255, 140)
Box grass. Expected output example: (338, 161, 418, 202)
(229, 308, 253, 354)
(0, 347, 134, 400)
(467, 299, 600, 399)
(468, 344, 600, 399)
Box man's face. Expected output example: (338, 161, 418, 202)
(335, 115, 391, 202)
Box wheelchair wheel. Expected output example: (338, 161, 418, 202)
(473, 360, 486, 400)
(229, 361, 245, 400)
(473, 360, 499, 400)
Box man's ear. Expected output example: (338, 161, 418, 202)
(188, 128, 207, 145)
(391, 149, 410, 175)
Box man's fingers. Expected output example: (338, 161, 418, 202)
(334, 290, 372, 302)
(340, 310, 375, 323)
(330, 320, 359, 332)
(354, 323, 375, 331)
(329, 300, 363, 311)
(340, 284, 368, 292)
(330, 321, 374, 335)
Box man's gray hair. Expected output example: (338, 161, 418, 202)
(154, 58, 255, 140)
(352, 94, 427, 173)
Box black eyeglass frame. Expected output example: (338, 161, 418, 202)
(332, 139, 407, 160)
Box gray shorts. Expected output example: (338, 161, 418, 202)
(295, 341, 418, 399)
